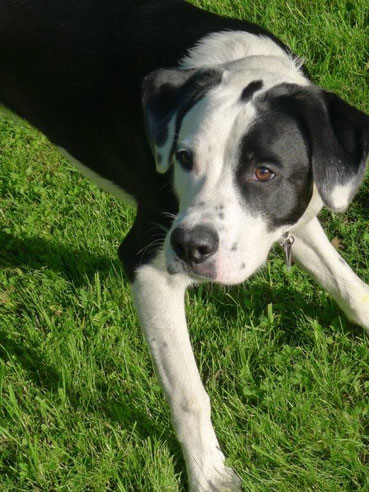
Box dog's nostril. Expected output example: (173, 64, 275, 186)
(197, 246, 210, 256)
(191, 244, 212, 263)
(170, 226, 219, 264)
(170, 228, 187, 260)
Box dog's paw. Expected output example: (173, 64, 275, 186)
(189, 464, 241, 492)
(340, 285, 369, 333)
(345, 297, 369, 333)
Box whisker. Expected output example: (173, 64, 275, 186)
(137, 237, 165, 258)
(161, 211, 177, 220)
(152, 223, 170, 234)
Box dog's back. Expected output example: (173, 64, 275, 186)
(0, 0, 290, 207)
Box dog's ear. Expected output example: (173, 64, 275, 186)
(312, 91, 369, 211)
(142, 67, 223, 173)
(264, 84, 369, 211)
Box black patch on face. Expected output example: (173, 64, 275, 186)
(254, 83, 369, 212)
(235, 90, 313, 229)
(240, 80, 263, 103)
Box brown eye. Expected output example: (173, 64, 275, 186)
(253, 166, 275, 182)
(176, 149, 194, 172)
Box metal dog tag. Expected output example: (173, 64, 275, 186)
(282, 232, 295, 271)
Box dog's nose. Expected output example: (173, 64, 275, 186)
(170, 225, 219, 264)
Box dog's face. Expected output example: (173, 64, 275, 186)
(143, 67, 369, 284)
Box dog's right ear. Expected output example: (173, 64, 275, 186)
(142, 68, 223, 173)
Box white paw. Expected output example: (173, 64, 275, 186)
(189, 463, 241, 492)
(340, 287, 369, 333)
(345, 299, 369, 332)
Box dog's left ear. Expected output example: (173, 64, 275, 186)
(266, 84, 369, 211)
(311, 90, 369, 211)
(142, 67, 223, 173)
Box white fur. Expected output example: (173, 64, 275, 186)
(330, 180, 355, 212)
(181, 31, 302, 72)
(149, 30, 313, 284)
(133, 251, 241, 491)
(59, 148, 137, 207)
(292, 217, 369, 332)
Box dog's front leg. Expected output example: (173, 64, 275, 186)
(132, 253, 241, 491)
(291, 217, 369, 332)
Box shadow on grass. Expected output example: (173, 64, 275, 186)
(0, 230, 124, 286)
(0, 231, 185, 482)
(190, 270, 364, 342)
(1, 230, 363, 340)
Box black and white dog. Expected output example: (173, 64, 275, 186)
(1, 0, 369, 490)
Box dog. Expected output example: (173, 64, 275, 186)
(1, 0, 369, 490)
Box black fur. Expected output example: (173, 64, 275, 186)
(260, 84, 369, 211)
(236, 82, 369, 228)
(240, 80, 263, 103)
(237, 90, 313, 229)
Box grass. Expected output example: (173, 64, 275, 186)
(0, 0, 369, 490)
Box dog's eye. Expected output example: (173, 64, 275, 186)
(253, 166, 275, 182)
(176, 149, 194, 171)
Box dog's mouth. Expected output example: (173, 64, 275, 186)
(166, 255, 217, 282)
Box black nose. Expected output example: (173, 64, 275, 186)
(170, 225, 219, 264)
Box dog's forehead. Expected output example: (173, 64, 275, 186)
(177, 71, 306, 154)
(178, 78, 259, 151)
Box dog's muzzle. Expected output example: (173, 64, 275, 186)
(170, 225, 219, 277)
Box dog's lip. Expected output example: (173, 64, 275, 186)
(166, 257, 216, 281)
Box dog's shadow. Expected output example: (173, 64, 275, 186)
(190, 259, 364, 344)
(0, 231, 187, 482)
(0, 230, 169, 432)
(0, 230, 117, 286)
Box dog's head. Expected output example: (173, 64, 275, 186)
(143, 67, 369, 284)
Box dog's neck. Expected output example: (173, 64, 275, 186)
(181, 30, 307, 84)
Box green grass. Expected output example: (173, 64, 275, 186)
(1, 0, 369, 490)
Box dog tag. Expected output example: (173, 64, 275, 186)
(282, 232, 295, 271)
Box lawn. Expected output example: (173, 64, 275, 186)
(1, 0, 369, 490)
